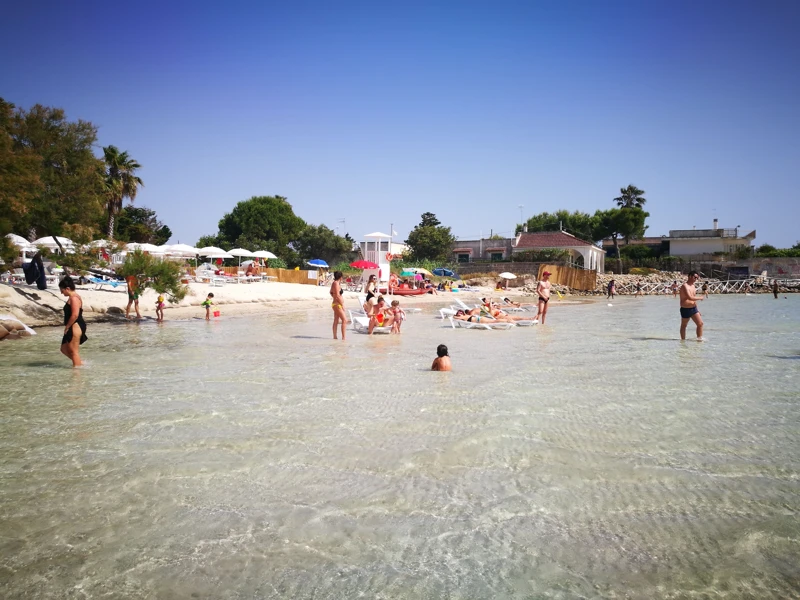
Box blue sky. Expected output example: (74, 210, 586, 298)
(3, 1, 798, 247)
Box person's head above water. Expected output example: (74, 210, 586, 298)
(437, 344, 448, 357)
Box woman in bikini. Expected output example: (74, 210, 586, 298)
(330, 271, 347, 340)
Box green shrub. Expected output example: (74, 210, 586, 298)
(267, 257, 287, 269)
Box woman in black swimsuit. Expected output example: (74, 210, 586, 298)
(364, 274, 377, 302)
(59, 276, 87, 367)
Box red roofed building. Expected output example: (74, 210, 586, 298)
(513, 231, 605, 272)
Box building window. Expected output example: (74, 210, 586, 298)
(490, 252, 503, 261)
(457, 254, 470, 263)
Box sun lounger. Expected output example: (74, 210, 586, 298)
(439, 307, 457, 319)
(89, 277, 126, 290)
(448, 316, 513, 330)
(349, 310, 391, 334)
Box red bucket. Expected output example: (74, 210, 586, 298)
(213, 310, 221, 318)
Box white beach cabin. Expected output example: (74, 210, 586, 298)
(360, 231, 393, 289)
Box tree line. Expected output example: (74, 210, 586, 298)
(0, 98, 169, 265)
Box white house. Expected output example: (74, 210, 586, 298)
(668, 219, 755, 256)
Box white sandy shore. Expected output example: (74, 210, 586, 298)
(1, 281, 548, 328)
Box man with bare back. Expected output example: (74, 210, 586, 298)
(679, 271, 705, 341)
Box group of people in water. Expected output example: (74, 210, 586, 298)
(51, 267, 786, 368)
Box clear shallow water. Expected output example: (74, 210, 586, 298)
(1, 295, 798, 599)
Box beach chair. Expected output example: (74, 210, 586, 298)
(439, 307, 457, 319)
(89, 277, 125, 290)
(448, 316, 513, 330)
(348, 310, 391, 334)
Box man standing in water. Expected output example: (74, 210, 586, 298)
(535, 271, 551, 324)
(679, 271, 705, 341)
(330, 271, 347, 340)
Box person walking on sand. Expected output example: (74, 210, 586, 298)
(607, 279, 616, 300)
(672, 280, 679, 298)
(679, 271, 705, 341)
(59, 276, 88, 367)
(330, 271, 347, 340)
(125, 275, 142, 320)
(636, 280, 643, 297)
(431, 344, 452, 371)
(535, 271, 552, 324)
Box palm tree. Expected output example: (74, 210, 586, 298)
(614, 184, 646, 208)
(614, 184, 646, 244)
(103, 145, 143, 239)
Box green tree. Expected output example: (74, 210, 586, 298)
(0, 99, 44, 264)
(405, 212, 456, 262)
(518, 210, 598, 242)
(293, 224, 354, 265)
(614, 184, 647, 209)
(115, 206, 172, 245)
(594, 207, 649, 273)
(103, 145, 143, 240)
(214, 195, 306, 264)
(196, 234, 222, 249)
(117, 250, 187, 303)
(3, 100, 106, 255)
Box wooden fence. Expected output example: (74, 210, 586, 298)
(187, 266, 319, 286)
(538, 264, 597, 291)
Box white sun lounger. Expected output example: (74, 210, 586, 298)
(348, 310, 392, 334)
(448, 317, 514, 330)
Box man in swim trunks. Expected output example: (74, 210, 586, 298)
(679, 271, 705, 341)
(125, 275, 141, 319)
(534, 271, 551, 324)
(330, 270, 346, 340)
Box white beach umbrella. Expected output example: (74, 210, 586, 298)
(252, 250, 277, 259)
(498, 272, 516, 290)
(205, 251, 233, 259)
(228, 248, 255, 257)
(198, 246, 226, 256)
(126, 242, 162, 253)
(88, 239, 113, 248)
(228, 247, 255, 266)
(6, 233, 32, 248)
(32, 236, 75, 250)
(165, 243, 199, 256)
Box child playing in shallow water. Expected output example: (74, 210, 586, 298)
(201, 293, 215, 320)
(390, 300, 406, 333)
(155, 294, 165, 322)
(431, 344, 451, 371)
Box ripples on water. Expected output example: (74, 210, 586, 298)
(1, 295, 798, 598)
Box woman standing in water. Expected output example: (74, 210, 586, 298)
(59, 276, 87, 367)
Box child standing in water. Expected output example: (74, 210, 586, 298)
(201, 293, 215, 320)
(155, 294, 166, 322)
(390, 300, 406, 333)
(431, 344, 452, 371)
